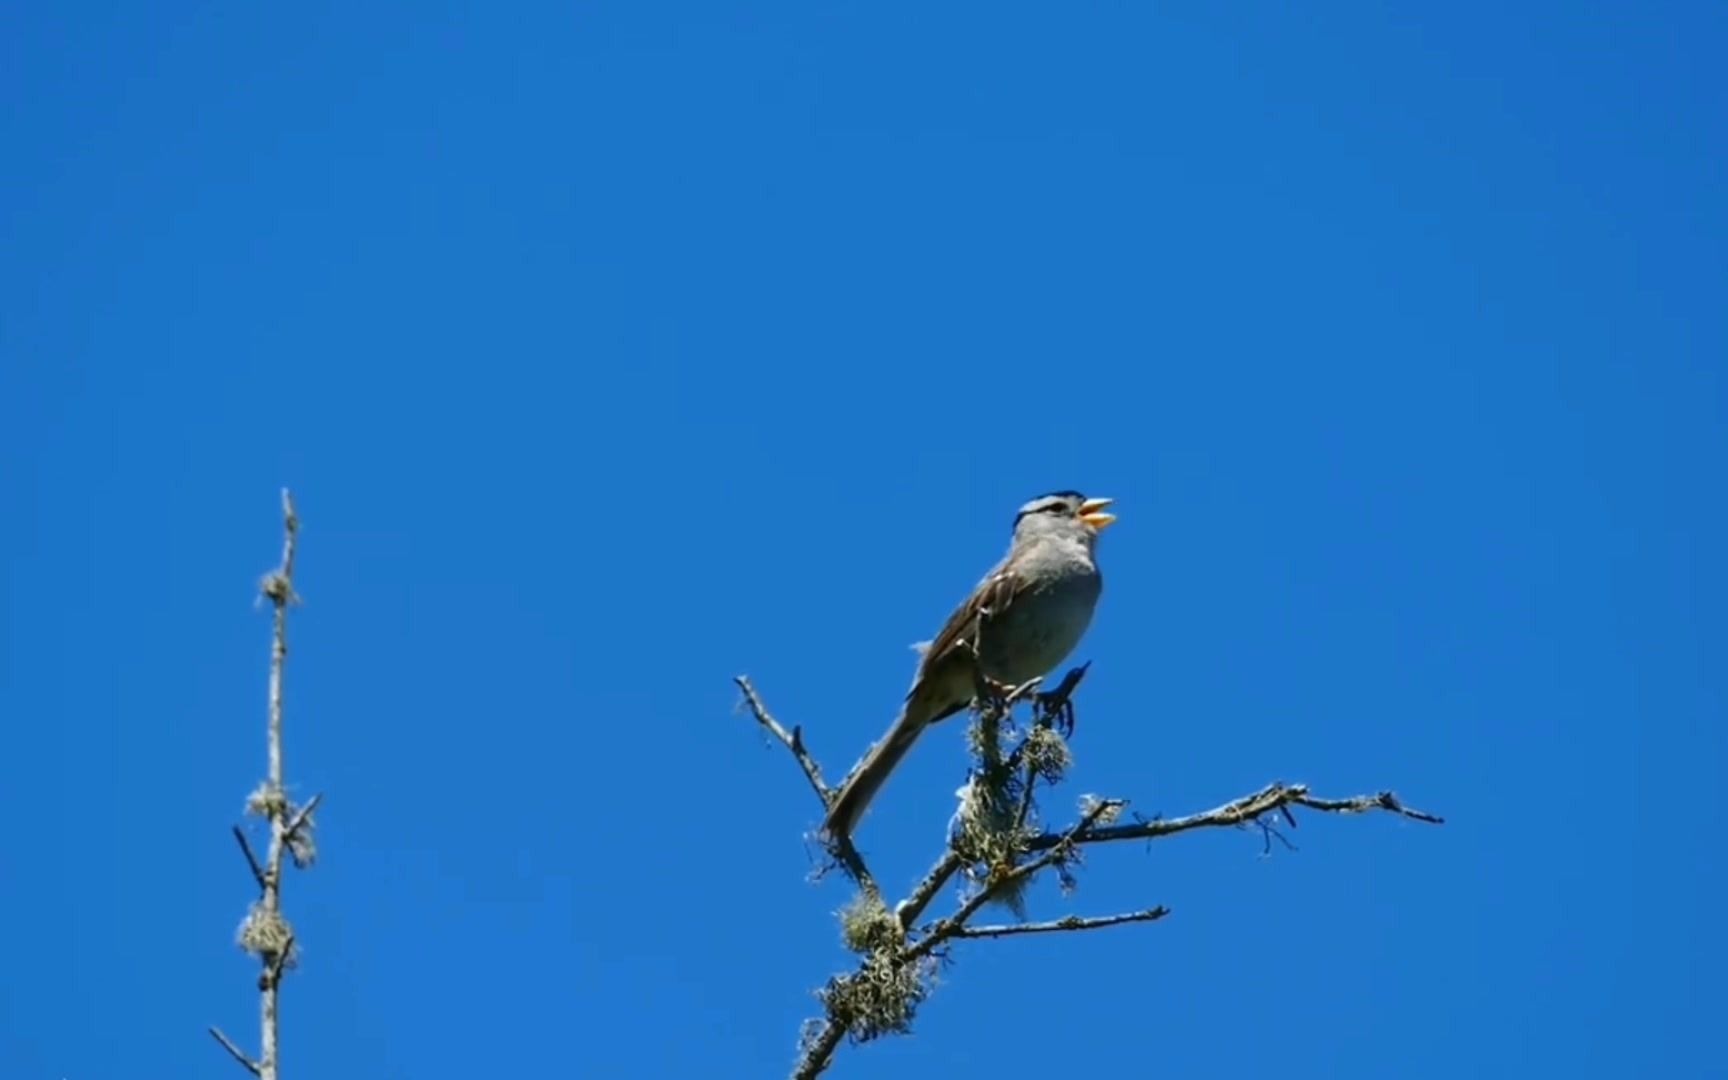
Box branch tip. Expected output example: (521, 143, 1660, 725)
(285, 792, 323, 842)
(208, 1027, 261, 1077)
(231, 826, 267, 891)
(734, 676, 832, 806)
(947, 906, 1171, 940)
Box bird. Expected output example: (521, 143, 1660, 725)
(822, 491, 1116, 840)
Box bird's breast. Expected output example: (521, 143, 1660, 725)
(976, 563, 1101, 684)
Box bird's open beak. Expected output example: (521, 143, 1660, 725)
(1080, 496, 1117, 529)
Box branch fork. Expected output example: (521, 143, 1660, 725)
(735, 668, 1442, 1080)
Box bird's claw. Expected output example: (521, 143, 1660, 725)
(1036, 691, 1077, 737)
(971, 673, 1021, 716)
(1033, 662, 1090, 738)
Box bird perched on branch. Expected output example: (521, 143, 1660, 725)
(822, 491, 1117, 840)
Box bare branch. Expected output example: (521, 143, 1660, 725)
(946, 906, 1170, 940)
(264, 934, 296, 990)
(208, 1028, 261, 1077)
(792, 1020, 847, 1080)
(735, 676, 832, 805)
(1008, 670, 1083, 831)
(1010, 749, 1041, 833)
(284, 792, 323, 843)
(214, 490, 313, 1080)
(896, 849, 964, 930)
(817, 831, 886, 909)
(1297, 789, 1445, 823)
(1025, 782, 1443, 853)
(231, 826, 267, 891)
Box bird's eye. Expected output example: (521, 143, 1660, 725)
(1015, 499, 1078, 525)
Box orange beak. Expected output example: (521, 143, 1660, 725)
(1079, 496, 1117, 529)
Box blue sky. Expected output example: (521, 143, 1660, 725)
(3, 2, 1724, 1077)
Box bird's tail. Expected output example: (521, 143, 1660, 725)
(822, 706, 928, 841)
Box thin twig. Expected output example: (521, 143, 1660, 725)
(989, 664, 1087, 834)
(896, 849, 964, 930)
(1010, 751, 1041, 833)
(232, 826, 267, 891)
(1006, 686, 1068, 834)
(734, 677, 885, 903)
(1025, 782, 1443, 853)
(264, 934, 296, 990)
(827, 833, 886, 907)
(945, 907, 1170, 939)
(284, 792, 323, 844)
(208, 1028, 261, 1077)
(735, 676, 832, 805)
(1298, 789, 1445, 823)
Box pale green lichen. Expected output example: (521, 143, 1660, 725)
(819, 950, 937, 1043)
(838, 892, 901, 955)
(245, 782, 289, 820)
(236, 903, 297, 968)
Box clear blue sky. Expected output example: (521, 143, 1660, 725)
(3, 3, 1724, 1077)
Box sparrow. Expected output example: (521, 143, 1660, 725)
(822, 491, 1115, 839)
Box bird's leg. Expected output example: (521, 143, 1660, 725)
(959, 632, 1020, 720)
(970, 668, 1021, 718)
(1034, 662, 1091, 738)
(1037, 694, 1076, 738)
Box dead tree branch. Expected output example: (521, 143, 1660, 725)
(895, 849, 964, 930)
(213, 490, 320, 1080)
(737, 676, 887, 907)
(231, 826, 267, 891)
(737, 676, 833, 804)
(736, 669, 1442, 1080)
(1023, 781, 1444, 854)
(944, 907, 1170, 940)
(207, 1027, 261, 1077)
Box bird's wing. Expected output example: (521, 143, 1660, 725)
(911, 563, 1027, 692)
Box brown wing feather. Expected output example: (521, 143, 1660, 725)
(908, 566, 1026, 704)
(824, 564, 1029, 838)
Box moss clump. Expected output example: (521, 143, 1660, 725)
(819, 950, 937, 1043)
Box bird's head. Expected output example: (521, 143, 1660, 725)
(1011, 491, 1117, 542)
